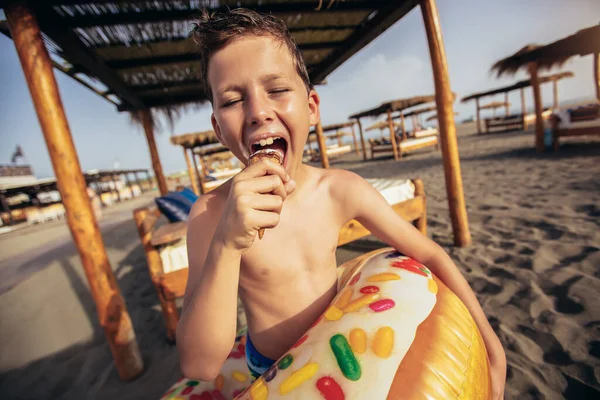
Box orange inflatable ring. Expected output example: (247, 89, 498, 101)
(161, 248, 492, 399)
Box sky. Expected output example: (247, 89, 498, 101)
(1, 0, 599, 179)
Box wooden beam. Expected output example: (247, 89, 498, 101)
(400, 112, 407, 141)
(505, 92, 510, 115)
(420, 0, 471, 247)
(521, 88, 527, 129)
(387, 109, 400, 160)
(139, 110, 168, 195)
(595, 52, 600, 101)
(315, 121, 330, 169)
(355, 118, 367, 161)
(528, 62, 545, 152)
(351, 124, 360, 155)
(475, 97, 481, 134)
(4, 2, 143, 380)
(183, 148, 200, 196)
(552, 80, 558, 109)
(194, 153, 208, 195)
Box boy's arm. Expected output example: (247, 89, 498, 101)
(177, 192, 241, 381)
(336, 172, 506, 397)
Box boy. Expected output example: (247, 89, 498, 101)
(177, 8, 506, 399)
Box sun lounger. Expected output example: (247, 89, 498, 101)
(412, 127, 438, 138)
(133, 178, 427, 340)
(550, 103, 600, 151)
(370, 135, 439, 159)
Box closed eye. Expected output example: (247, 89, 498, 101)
(222, 98, 242, 108)
(269, 88, 290, 95)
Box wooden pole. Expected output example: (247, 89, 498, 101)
(5, 3, 143, 380)
(475, 98, 481, 134)
(111, 174, 122, 202)
(351, 124, 360, 155)
(504, 92, 510, 115)
(552, 80, 558, 109)
(420, 0, 471, 247)
(595, 52, 600, 101)
(529, 62, 545, 152)
(336, 131, 343, 147)
(192, 152, 205, 195)
(139, 110, 168, 196)
(134, 172, 144, 193)
(387, 109, 400, 160)
(521, 88, 527, 129)
(183, 148, 200, 195)
(315, 121, 330, 169)
(400, 112, 407, 141)
(355, 119, 367, 161)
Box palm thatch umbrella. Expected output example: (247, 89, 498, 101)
(170, 130, 220, 195)
(490, 24, 600, 151)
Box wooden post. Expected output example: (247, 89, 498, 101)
(111, 174, 122, 202)
(351, 124, 360, 155)
(595, 52, 600, 101)
(387, 109, 400, 160)
(504, 92, 510, 115)
(400, 112, 407, 141)
(552, 80, 558, 109)
(183, 148, 200, 195)
(420, 0, 471, 247)
(139, 110, 168, 196)
(336, 131, 343, 147)
(521, 88, 527, 129)
(475, 98, 481, 134)
(355, 118, 367, 161)
(134, 172, 144, 193)
(315, 121, 330, 169)
(529, 62, 545, 152)
(192, 153, 206, 195)
(5, 3, 143, 380)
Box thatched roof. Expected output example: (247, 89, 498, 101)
(170, 130, 219, 149)
(397, 105, 437, 118)
(479, 101, 509, 110)
(192, 142, 230, 156)
(309, 121, 355, 134)
(365, 120, 401, 132)
(0, 1, 420, 114)
(425, 111, 458, 122)
(491, 25, 600, 77)
(461, 71, 574, 102)
(349, 94, 437, 119)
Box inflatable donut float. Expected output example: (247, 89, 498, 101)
(161, 248, 492, 399)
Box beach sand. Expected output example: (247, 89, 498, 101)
(1, 123, 599, 399)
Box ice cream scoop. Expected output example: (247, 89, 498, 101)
(249, 148, 284, 239)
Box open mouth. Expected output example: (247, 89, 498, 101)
(249, 136, 288, 165)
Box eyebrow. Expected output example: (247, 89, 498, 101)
(217, 74, 287, 95)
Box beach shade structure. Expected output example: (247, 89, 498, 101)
(170, 130, 220, 195)
(366, 119, 403, 141)
(461, 71, 574, 134)
(307, 121, 358, 167)
(395, 104, 438, 138)
(2, 0, 452, 377)
(425, 111, 458, 123)
(479, 101, 510, 117)
(490, 24, 600, 151)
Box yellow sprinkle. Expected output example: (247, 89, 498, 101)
(172, 397, 186, 400)
(349, 328, 367, 353)
(214, 374, 224, 390)
(324, 305, 344, 321)
(428, 279, 438, 294)
(334, 287, 353, 309)
(232, 370, 248, 382)
(373, 326, 394, 358)
(279, 362, 319, 395)
(250, 377, 268, 400)
(367, 273, 401, 282)
(342, 293, 380, 313)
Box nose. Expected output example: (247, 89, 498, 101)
(245, 91, 274, 127)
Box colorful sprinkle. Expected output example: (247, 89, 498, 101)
(367, 273, 400, 282)
(279, 363, 319, 395)
(342, 292, 380, 313)
(278, 353, 294, 370)
(232, 370, 248, 382)
(264, 365, 277, 382)
(181, 386, 194, 395)
(292, 348, 313, 371)
(330, 334, 361, 381)
(391, 259, 428, 277)
(311, 315, 323, 328)
(316, 376, 345, 400)
(240, 336, 247, 345)
(373, 327, 394, 358)
(324, 305, 344, 321)
(191, 392, 212, 400)
(293, 334, 308, 348)
(250, 377, 268, 400)
(348, 272, 362, 286)
(359, 285, 380, 294)
(214, 374, 224, 390)
(229, 351, 244, 359)
(187, 381, 199, 386)
(334, 287, 353, 309)
(211, 390, 226, 400)
(428, 279, 438, 294)
(349, 328, 366, 354)
(369, 299, 396, 312)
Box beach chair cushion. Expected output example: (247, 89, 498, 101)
(366, 178, 415, 204)
(159, 237, 189, 274)
(179, 187, 199, 203)
(155, 192, 194, 223)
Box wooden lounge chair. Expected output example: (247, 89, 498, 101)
(485, 109, 553, 133)
(550, 103, 600, 151)
(369, 135, 439, 159)
(133, 178, 427, 341)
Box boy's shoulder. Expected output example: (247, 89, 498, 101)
(308, 166, 369, 199)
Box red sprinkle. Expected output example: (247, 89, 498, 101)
(369, 299, 396, 312)
(311, 315, 323, 329)
(348, 272, 362, 286)
(238, 343, 245, 353)
(293, 334, 309, 348)
(229, 351, 244, 359)
(391, 260, 428, 277)
(211, 390, 226, 400)
(181, 386, 195, 395)
(190, 392, 212, 400)
(316, 376, 345, 400)
(359, 285, 380, 294)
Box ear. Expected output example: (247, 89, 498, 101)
(211, 113, 225, 146)
(307, 89, 321, 126)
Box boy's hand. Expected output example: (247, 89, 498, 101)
(214, 158, 295, 252)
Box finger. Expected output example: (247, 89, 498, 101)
(241, 175, 287, 198)
(284, 179, 296, 195)
(243, 158, 289, 182)
(248, 194, 283, 213)
(252, 210, 280, 230)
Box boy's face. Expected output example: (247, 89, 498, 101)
(208, 36, 320, 172)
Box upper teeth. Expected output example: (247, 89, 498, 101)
(255, 137, 280, 147)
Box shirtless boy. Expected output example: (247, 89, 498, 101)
(177, 8, 506, 399)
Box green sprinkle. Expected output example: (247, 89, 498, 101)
(330, 334, 361, 381)
(278, 354, 293, 370)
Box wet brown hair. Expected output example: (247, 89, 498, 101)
(192, 8, 312, 103)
